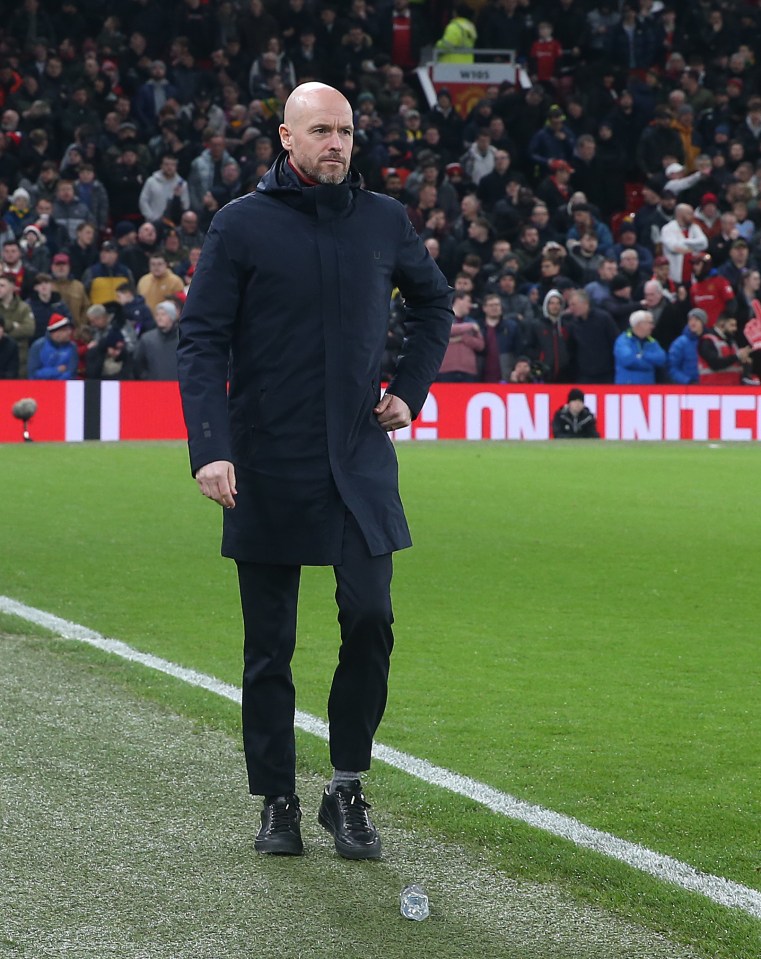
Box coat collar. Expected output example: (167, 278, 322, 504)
(256, 151, 362, 220)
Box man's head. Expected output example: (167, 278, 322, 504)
(47, 312, 73, 343)
(34, 272, 53, 300)
(2, 240, 20, 266)
(56, 179, 76, 203)
(544, 290, 564, 318)
(279, 82, 353, 184)
(138, 222, 158, 247)
(452, 291, 473, 318)
(482, 293, 502, 320)
(149, 253, 169, 277)
(674, 203, 694, 227)
(86, 304, 110, 329)
(643, 279, 664, 308)
(567, 387, 585, 416)
(160, 154, 179, 179)
(729, 239, 749, 267)
(155, 299, 178, 331)
(629, 309, 655, 337)
(100, 241, 119, 265)
(579, 230, 599, 255)
(0, 274, 16, 300)
(598, 257, 618, 283)
(51, 252, 71, 278)
(619, 249, 640, 273)
(567, 290, 590, 318)
(687, 307, 707, 335)
(715, 314, 738, 337)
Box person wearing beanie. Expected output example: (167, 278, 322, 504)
(27, 313, 78, 379)
(6, 187, 35, 237)
(668, 308, 706, 384)
(614, 309, 667, 384)
(552, 387, 600, 438)
(133, 298, 179, 380)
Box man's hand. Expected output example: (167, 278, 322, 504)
(195, 460, 237, 508)
(374, 393, 412, 432)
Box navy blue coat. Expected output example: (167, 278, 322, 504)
(178, 154, 452, 565)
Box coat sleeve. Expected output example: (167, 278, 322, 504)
(386, 211, 453, 418)
(177, 222, 241, 474)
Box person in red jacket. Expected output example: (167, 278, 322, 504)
(690, 253, 736, 327)
(697, 315, 756, 384)
(530, 22, 563, 84)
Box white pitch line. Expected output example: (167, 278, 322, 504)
(2, 594, 760, 921)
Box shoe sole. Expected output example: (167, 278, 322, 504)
(317, 809, 382, 860)
(254, 836, 304, 856)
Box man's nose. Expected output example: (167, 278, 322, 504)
(326, 130, 343, 151)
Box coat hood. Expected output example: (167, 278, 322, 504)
(255, 151, 363, 218)
(542, 287, 564, 319)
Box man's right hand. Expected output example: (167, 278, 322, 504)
(195, 460, 237, 508)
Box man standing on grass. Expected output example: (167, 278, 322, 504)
(177, 82, 452, 860)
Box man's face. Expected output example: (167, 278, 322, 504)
(541, 259, 559, 278)
(150, 257, 168, 277)
(643, 283, 662, 308)
(161, 157, 178, 178)
(687, 315, 704, 335)
(279, 87, 353, 184)
(492, 241, 510, 262)
(499, 274, 515, 294)
(580, 232, 597, 254)
(568, 294, 588, 318)
(181, 213, 198, 233)
(0, 279, 13, 299)
(101, 249, 118, 266)
(50, 326, 73, 344)
(90, 311, 109, 329)
(600, 260, 617, 282)
(58, 183, 75, 203)
(730, 246, 749, 267)
(209, 136, 226, 160)
(35, 280, 53, 299)
(483, 297, 501, 317)
(453, 295, 472, 318)
(2, 244, 20, 266)
(620, 251, 639, 272)
(522, 228, 539, 249)
(155, 306, 175, 331)
(531, 206, 549, 227)
(568, 398, 584, 416)
(138, 223, 157, 245)
(52, 261, 70, 279)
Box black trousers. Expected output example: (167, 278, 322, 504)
(236, 513, 394, 796)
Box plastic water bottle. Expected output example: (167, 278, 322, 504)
(400, 883, 430, 921)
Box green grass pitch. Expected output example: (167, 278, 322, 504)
(1, 439, 760, 958)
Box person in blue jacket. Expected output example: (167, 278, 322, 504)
(27, 313, 78, 379)
(614, 309, 667, 384)
(668, 308, 706, 384)
(178, 82, 452, 862)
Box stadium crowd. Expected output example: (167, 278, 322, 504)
(0, 0, 761, 388)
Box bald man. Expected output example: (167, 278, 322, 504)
(178, 83, 453, 859)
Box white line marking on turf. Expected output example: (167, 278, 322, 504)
(2, 594, 760, 921)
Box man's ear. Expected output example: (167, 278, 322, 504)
(279, 123, 291, 151)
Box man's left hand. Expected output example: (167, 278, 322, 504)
(374, 393, 411, 432)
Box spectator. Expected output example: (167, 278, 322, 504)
(75, 163, 110, 232)
(585, 256, 618, 305)
(51, 252, 89, 331)
(601, 274, 637, 331)
(188, 131, 233, 212)
(83, 241, 135, 305)
(0, 273, 35, 376)
(19, 224, 51, 274)
(689, 252, 736, 327)
(528, 106, 575, 177)
(134, 299, 180, 380)
(67, 221, 99, 281)
(435, 4, 478, 64)
(135, 61, 179, 132)
(478, 291, 522, 381)
(618, 248, 648, 300)
(668, 307, 706, 385)
(460, 129, 496, 186)
(610, 218, 654, 274)
(27, 271, 70, 343)
(85, 326, 134, 380)
(0, 318, 20, 378)
(1, 239, 32, 295)
(698, 314, 754, 385)
(637, 106, 685, 178)
(120, 223, 160, 282)
(552, 387, 600, 439)
(565, 288, 619, 383)
(509, 354, 542, 383)
(566, 230, 604, 287)
(137, 253, 184, 312)
(436, 291, 484, 382)
(718, 239, 753, 293)
(27, 313, 78, 380)
(52, 179, 93, 243)
(115, 282, 155, 339)
(5, 188, 36, 237)
(524, 288, 571, 382)
(139, 154, 190, 224)
(660, 203, 709, 284)
(614, 310, 667, 384)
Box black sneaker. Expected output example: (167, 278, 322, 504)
(254, 794, 304, 856)
(318, 780, 382, 860)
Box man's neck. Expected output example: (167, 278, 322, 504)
(287, 156, 318, 185)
